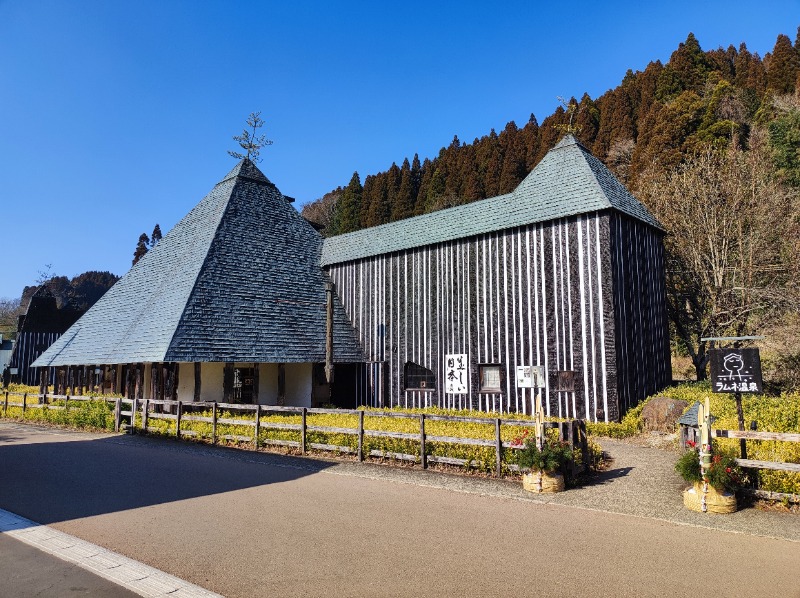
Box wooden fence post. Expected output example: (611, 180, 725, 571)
(22, 393, 27, 416)
(301, 408, 307, 454)
(212, 402, 217, 444)
(495, 418, 502, 477)
(358, 410, 365, 462)
(3, 391, 8, 416)
(142, 399, 149, 433)
(176, 401, 182, 439)
(420, 414, 427, 468)
(131, 398, 138, 434)
(114, 398, 121, 432)
(254, 405, 261, 448)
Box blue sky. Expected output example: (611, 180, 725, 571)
(1, 0, 798, 300)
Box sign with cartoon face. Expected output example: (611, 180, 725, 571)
(445, 353, 468, 394)
(709, 348, 763, 394)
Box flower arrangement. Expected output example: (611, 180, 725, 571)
(675, 440, 743, 493)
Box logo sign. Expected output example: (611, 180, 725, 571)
(445, 353, 468, 394)
(709, 348, 763, 394)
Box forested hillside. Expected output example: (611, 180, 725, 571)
(302, 29, 800, 386)
(303, 30, 800, 234)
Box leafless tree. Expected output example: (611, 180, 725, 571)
(637, 129, 799, 379)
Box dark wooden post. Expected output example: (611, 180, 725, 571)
(131, 398, 138, 434)
(142, 399, 149, 432)
(254, 405, 261, 447)
(39, 368, 48, 401)
(172, 363, 179, 401)
(419, 414, 427, 468)
(150, 363, 157, 401)
(22, 393, 27, 415)
(135, 364, 143, 400)
(252, 363, 259, 405)
(212, 402, 218, 444)
(277, 364, 286, 406)
(176, 400, 182, 439)
(111, 365, 118, 396)
(301, 407, 307, 454)
(114, 398, 121, 432)
(3, 391, 8, 416)
(735, 391, 748, 459)
(193, 363, 201, 402)
(223, 363, 234, 403)
(495, 418, 502, 477)
(325, 281, 335, 384)
(358, 410, 365, 462)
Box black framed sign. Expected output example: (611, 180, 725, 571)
(709, 348, 763, 394)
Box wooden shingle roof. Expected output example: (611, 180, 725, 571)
(33, 160, 365, 366)
(320, 135, 662, 266)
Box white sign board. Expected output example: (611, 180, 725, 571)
(517, 365, 546, 388)
(445, 353, 468, 394)
(516, 366, 532, 388)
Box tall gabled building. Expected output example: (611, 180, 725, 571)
(321, 135, 670, 421)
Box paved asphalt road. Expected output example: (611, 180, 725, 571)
(1, 422, 798, 598)
(0, 533, 138, 597)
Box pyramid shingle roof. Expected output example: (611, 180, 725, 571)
(33, 160, 365, 366)
(320, 135, 662, 266)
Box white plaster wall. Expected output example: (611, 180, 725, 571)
(176, 362, 195, 402)
(259, 363, 278, 404)
(285, 363, 312, 407)
(200, 362, 224, 402)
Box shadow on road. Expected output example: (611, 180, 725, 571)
(0, 426, 334, 527)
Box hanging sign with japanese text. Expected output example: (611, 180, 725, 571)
(445, 354, 468, 394)
(709, 348, 763, 394)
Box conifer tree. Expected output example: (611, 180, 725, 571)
(132, 233, 149, 266)
(150, 224, 162, 248)
(766, 34, 800, 95)
(330, 172, 363, 235)
(392, 158, 415, 222)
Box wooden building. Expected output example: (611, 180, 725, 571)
(34, 136, 669, 421)
(33, 160, 365, 406)
(9, 289, 84, 386)
(321, 135, 670, 421)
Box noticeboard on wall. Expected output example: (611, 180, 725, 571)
(709, 348, 763, 394)
(516, 365, 545, 388)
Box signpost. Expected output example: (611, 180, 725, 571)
(705, 336, 764, 460)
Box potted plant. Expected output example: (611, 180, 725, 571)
(675, 441, 741, 514)
(516, 435, 573, 493)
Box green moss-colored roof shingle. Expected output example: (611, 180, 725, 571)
(33, 160, 365, 366)
(320, 135, 662, 266)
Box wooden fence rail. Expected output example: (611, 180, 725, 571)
(1, 391, 589, 477)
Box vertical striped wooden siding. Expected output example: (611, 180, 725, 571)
(609, 214, 671, 416)
(9, 331, 61, 386)
(327, 211, 671, 421)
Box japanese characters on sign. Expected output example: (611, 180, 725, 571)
(709, 348, 763, 394)
(445, 353, 468, 394)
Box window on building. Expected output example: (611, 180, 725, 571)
(404, 361, 435, 391)
(479, 364, 502, 393)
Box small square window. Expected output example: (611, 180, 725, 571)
(479, 365, 502, 392)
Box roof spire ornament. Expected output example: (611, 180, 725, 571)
(554, 96, 582, 136)
(228, 111, 273, 163)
